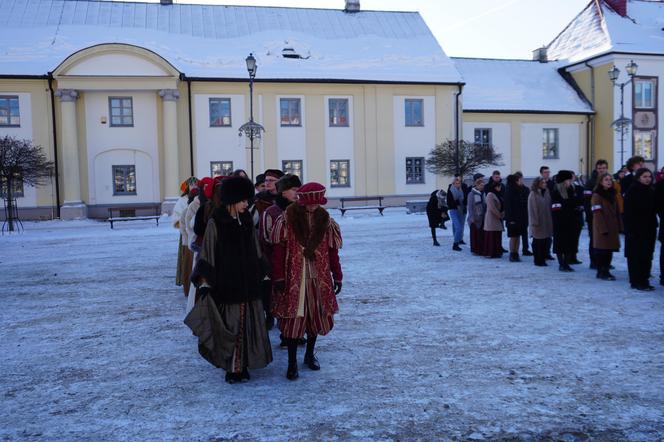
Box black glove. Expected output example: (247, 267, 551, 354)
(333, 281, 342, 294)
(198, 286, 211, 299)
(273, 280, 285, 293)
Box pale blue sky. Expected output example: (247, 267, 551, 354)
(114, 0, 590, 59)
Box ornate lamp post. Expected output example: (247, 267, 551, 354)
(238, 53, 265, 181)
(608, 59, 638, 167)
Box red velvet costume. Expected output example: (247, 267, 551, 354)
(270, 203, 343, 339)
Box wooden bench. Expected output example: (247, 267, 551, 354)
(106, 205, 161, 229)
(338, 196, 386, 216)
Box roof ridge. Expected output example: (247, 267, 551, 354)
(451, 56, 541, 62)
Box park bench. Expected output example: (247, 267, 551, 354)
(338, 196, 385, 216)
(106, 204, 161, 229)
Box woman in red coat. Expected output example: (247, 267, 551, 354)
(271, 182, 343, 380)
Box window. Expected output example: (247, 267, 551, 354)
(109, 97, 134, 127)
(330, 160, 350, 187)
(405, 99, 424, 127)
(634, 130, 656, 161)
(406, 157, 425, 184)
(210, 161, 233, 178)
(474, 128, 492, 147)
(329, 98, 349, 127)
(635, 79, 656, 109)
(280, 98, 302, 126)
(542, 128, 559, 159)
(209, 98, 232, 127)
(0, 96, 20, 127)
(112, 165, 136, 195)
(282, 160, 303, 178)
(0, 173, 24, 198)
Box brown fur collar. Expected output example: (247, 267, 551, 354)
(286, 204, 330, 260)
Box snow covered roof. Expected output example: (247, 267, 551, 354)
(547, 0, 664, 64)
(0, 0, 462, 84)
(453, 58, 593, 114)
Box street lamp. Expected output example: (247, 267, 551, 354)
(238, 53, 265, 180)
(608, 59, 638, 167)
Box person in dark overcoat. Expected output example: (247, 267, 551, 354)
(620, 155, 645, 197)
(624, 168, 657, 291)
(426, 189, 448, 246)
(528, 177, 553, 267)
(591, 173, 622, 281)
(569, 172, 585, 265)
(655, 176, 664, 286)
(186, 176, 273, 383)
(504, 172, 529, 262)
(551, 170, 578, 272)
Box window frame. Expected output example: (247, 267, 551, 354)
(282, 160, 303, 178)
(328, 98, 349, 127)
(109, 96, 134, 128)
(404, 98, 424, 127)
(0, 173, 24, 198)
(542, 128, 559, 160)
(634, 77, 657, 110)
(405, 157, 425, 185)
(210, 161, 234, 178)
(0, 95, 20, 127)
(474, 128, 492, 148)
(112, 165, 137, 196)
(209, 97, 232, 127)
(330, 159, 351, 188)
(280, 98, 302, 127)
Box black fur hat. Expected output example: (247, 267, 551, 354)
(556, 170, 573, 183)
(219, 176, 255, 204)
(276, 174, 302, 193)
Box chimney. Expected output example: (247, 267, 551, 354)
(344, 0, 360, 13)
(532, 46, 548, 63)
(160, 0, 173, 5)
(604, 0, 627, 17)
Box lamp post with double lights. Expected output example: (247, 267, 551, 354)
(608, 59, 638, 167)
(238, 53, 265, 181)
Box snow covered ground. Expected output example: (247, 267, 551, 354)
(1, 208, 664, 441)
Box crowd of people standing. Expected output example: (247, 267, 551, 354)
(427, 156, 664, 291)
(173, 169, 343, 383)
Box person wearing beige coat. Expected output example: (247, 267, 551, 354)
(591, 173, 623, 281)
(528, 177, 553, 266)
(483, 181, 504, 258)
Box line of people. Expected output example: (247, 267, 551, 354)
(172, 169, 343, 383)
(427, 157, 664, 291)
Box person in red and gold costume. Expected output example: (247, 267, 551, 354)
(270, 182, 343, 380)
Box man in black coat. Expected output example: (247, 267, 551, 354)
(620, 155, 645, 197)
(539, 166, 555, 259)
(655, 176, 664, 286)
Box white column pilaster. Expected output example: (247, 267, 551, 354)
(55, 89, 87, 219)
(159, 88, 180, 214)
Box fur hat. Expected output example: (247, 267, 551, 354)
(556, 170, 573, 183)
(219, 176, 255, 205)
(297, 182, 328, 206)
(255, 173, 266, 186)
(264, 169, 285, 180)
(276, 174, 302, 193)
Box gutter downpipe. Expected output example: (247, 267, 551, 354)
(455, 83, 463, 175)
(47, 72, 61, 219)
(584, 61, 596, 176)
(185, 75, 194, 177)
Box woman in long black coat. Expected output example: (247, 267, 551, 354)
(624, 168, 657, 291)
(551, 170, 578, 272)
(426, 189, 448, 246)
(504, 172, 529, 262)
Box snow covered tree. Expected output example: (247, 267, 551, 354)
(426, 139, 503, 178)
(0, 136, 54, 232)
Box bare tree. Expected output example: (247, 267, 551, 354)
(426, 139, 503, 178)
(0, 136, 54, 232)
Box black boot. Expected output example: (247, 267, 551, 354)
(568, 254, 582, 265)
(452, 242, 462, 251)
(286, 339, 299, 380)
(509, 252, 521, 262)
(558, 254, 573, 272)
(431, 228, 440, 246)
(303, 334, 320, 371)
(522, 249, 533, 256)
